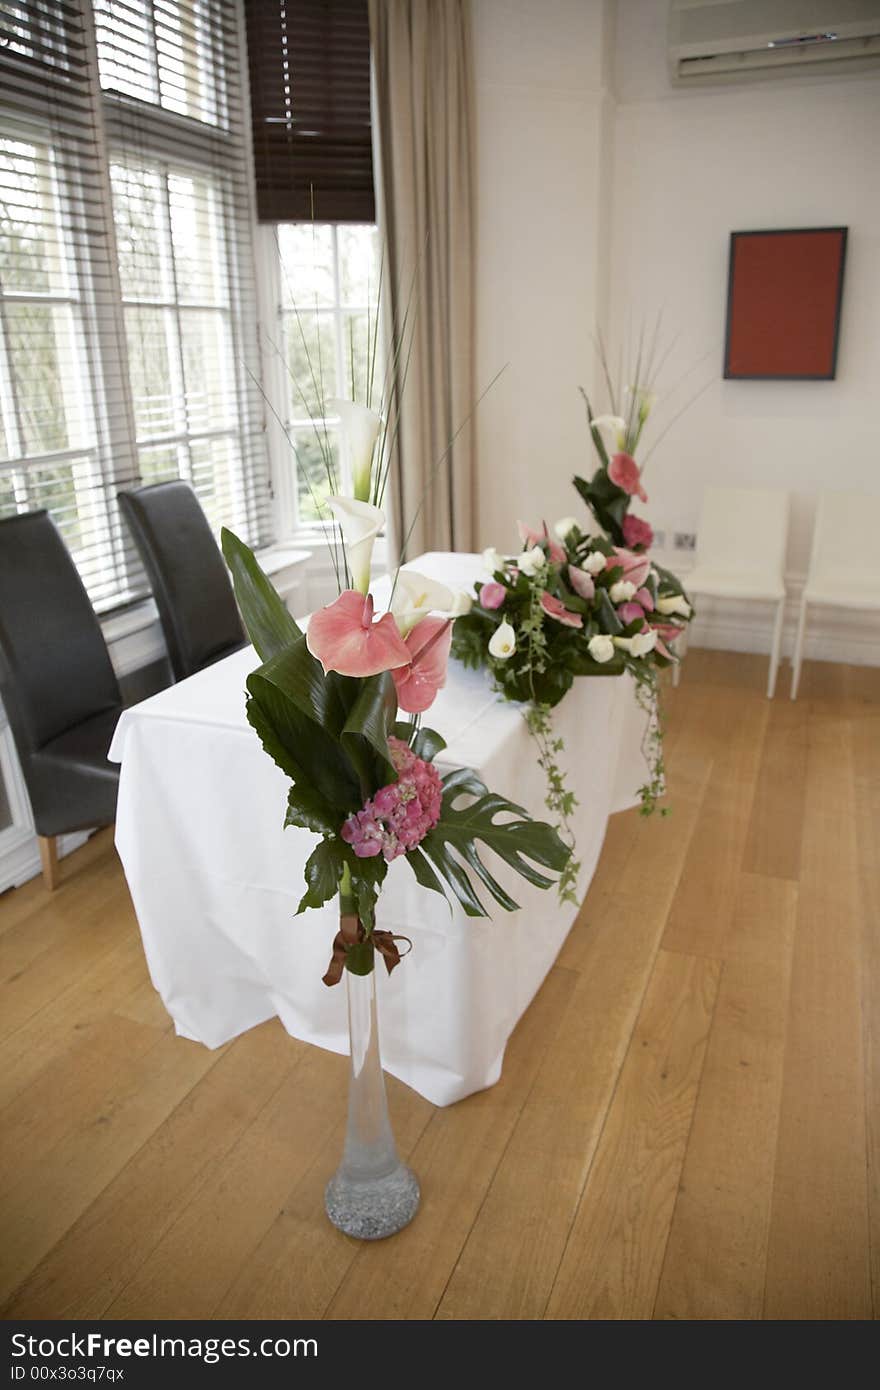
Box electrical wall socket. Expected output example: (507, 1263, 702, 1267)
(674, 532, 696, 551)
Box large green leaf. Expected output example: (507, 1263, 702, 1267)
(339, 670, 397, 791)
(573, 470, 628, 546)
(297, 839, 347, 913)
(285, 784, 341, 835)
(415, 769, 571, 918)
(247, 665, 360, 812)
(221, 527, 301, 661)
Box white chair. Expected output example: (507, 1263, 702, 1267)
(676, 487, 789, 699)
(791, 491, 880, 700)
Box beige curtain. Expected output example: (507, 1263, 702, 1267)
(369, 0, 476, 560)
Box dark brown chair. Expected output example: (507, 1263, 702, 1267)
(0, 511, 122, 890)
(118, 481, 246, 682)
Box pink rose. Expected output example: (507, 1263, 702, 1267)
(608, 452, 648, 503)
(622, 513, 654, 550)
(480, 580, 507, 610)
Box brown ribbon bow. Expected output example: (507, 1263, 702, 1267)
(322, 912, 413, 987)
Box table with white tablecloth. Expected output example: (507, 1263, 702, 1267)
(109, 552, 649, 1106)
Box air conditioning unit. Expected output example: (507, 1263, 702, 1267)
(669, 0, 880, 83)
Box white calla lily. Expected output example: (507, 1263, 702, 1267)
(330, 398, 382, 503)
(609, 579, 637, 603)
(447, 589, 473, 617)
(656, 593, 692, 618)
(591, 414, 627, 449)
(614, 629, 657, 658)
(588, 634, 615, 664)
(328, 495, 384, 595)
(517, 545, 545, 577)
(553, 516, 579, 541)
(584, 550, 607, 576)
(482, 546, 507, 575)
(391, 570, 456, 635)
(488, 620, 516, 660)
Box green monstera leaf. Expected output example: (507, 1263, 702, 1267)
(415, 767, 572, 918)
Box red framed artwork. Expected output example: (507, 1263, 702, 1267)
(723, 227, 848, 380)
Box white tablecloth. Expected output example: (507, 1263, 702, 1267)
(110, 553, 648, 1106)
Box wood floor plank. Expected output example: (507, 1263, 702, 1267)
(2, 1021, 296, 1319)
(742, 698, 808, 881)
(653, 873, 797, 1320)
(0, 1023, 215, 1304)
(436, 735, 712, 1319)
(662, 688, 768, 958)
(323, 964, 577, 1321)
(763, 717, 871, 1320)
(544, 949, 721, 1319)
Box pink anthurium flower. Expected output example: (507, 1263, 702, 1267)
(392, 616, 452, 714)
(306, 590, 411, 677)
(540, 591, 583, 627)
(605, 547, 651, 591)
(567, 565, 595, 601)
(634, 585, 655, 612)
(517, 519, 566, 566)
(608, 452, 648, 503)
(617, 601, 646, 626)
(650, 621, 684, 645)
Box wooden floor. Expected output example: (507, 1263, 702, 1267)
(1, 649, 878, 1321)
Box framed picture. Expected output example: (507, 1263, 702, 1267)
(723, 227, 848, 380)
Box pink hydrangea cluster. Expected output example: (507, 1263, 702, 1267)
(340, 736, 443, 862)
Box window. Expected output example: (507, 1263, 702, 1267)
(0, 0, 269, 610)
(276, 222, 381, 526)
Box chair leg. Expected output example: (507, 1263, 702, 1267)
(767, 598, 785, 699)
(38, 835, 59, 892)
(790, 597, 808, 700)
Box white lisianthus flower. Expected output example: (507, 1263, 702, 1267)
(517, 545, 545, 577)
(330, 399, 382, 503)
(588, 634, 615, 664)
(656, 594, 692, 618)
(614, 630, 658, 658)
(609, 579, 637, 603)
(591, 414, 627, 449)
(583, 550, 607, 576)
(482, 546, 507, 575)
(553, 516, 579, 541)
(328, 496, 384, 596)
(488, 620, 516, 660)
(391, 570, 457, 635)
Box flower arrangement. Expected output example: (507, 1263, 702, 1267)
(221, 412, 571, 990)
(451, 516, 693, 874)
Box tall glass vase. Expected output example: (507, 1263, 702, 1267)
(324, 955, 420, 1240)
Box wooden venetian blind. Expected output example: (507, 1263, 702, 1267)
(245, 0, 375, 223)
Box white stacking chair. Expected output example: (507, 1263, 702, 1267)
(677, 487, 789, 699)
(791, 491, 880, 700)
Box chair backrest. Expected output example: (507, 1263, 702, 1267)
(807, 492, 880, 583)
(695, 487, 789, 575)
(0, 511, 121, 753)
(118, 481, 245, 681)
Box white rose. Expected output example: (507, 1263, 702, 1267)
(656, 594, 692, 618)
(609, 579, 636, 603)
(584, 550, 607, 576)
(488, 620, 516, 660)
(482, 546, 506, 575)
(588, 634, 615, 664)
(553, 516, 579, 540)
(614, 630, 658, 658)
(517, 545, 545, 577)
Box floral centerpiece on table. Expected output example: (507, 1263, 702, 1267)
(451, 516, 693, 887)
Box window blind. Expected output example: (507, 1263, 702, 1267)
(0, 1, 272, 611)
(245, 0, 375, 223)
(0, 0, 139, 606)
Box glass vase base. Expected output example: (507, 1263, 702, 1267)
(324, 1163, 420, 1241)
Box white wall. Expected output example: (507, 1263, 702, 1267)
(472, 0, 880, 662)
(472, 0, 616, 548)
